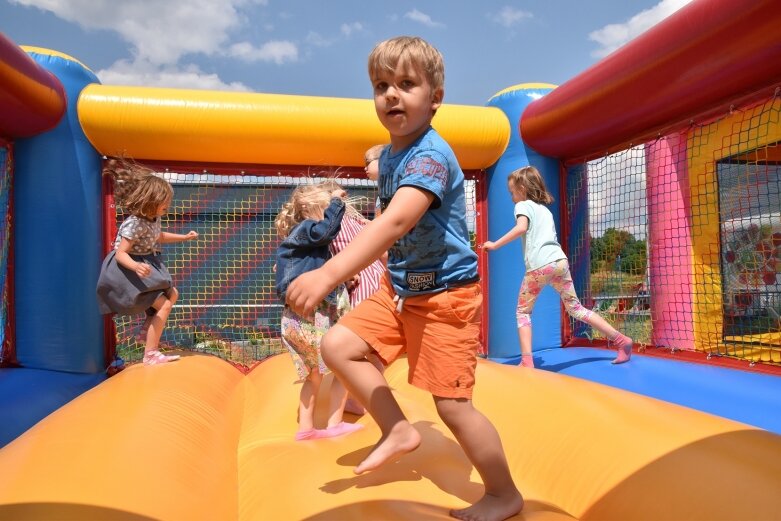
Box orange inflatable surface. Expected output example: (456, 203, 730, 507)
(1, 354, 780, 520)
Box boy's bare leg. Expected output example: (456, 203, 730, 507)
(345, 353, 385, 415)
(321, 324, 421, 474)
(435, 397, 524, 521)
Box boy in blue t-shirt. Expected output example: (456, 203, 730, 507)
(286, 36, 523, 521)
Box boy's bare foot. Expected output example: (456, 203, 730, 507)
(450, 490, 524, 521)
(354, 422, 421, 475)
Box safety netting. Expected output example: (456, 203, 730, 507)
(107, 168, 480, 368)
(565, 94, 780, 365)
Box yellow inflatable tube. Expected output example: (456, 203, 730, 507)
(1, 354, 779, 520)
(78, 85, 510, 169)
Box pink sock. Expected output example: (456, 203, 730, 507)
(520, 354, 534, 368)
(295, 429, 316, 441)
(611, 333, 633, 364)
(311, 422, 364, 439)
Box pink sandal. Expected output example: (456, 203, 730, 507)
(311, 422, 364, 439)
(143, 349, 180, 366)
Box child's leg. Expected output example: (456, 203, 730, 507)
(143, 288, 180, 365)
(306, 374, 365, 439)
(517, 271, 545, 368)
(435, 397, 524, 521)
(344, 353, 385, 415)
(552, 261, 633, 363)
(297, 369, 322, 437)
(321, 324, 420, 474)
(136, 308, 156, 343)
(585, 313, 633, 363)
(325, 374, 348, 428)
(517, 327, 534, 368)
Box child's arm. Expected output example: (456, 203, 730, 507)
(159, 231, 198, 243)
(301, 197, 345, 246)
(286, 186, 434, 315)
(482, 215, 529, 251)
(115, 238, 152, 278)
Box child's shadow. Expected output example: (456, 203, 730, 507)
(319, 421, 482, 503)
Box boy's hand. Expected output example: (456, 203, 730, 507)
(185, 231, 199, 240)
(482, 241, 497, 251)
(286, 268, 336, 317)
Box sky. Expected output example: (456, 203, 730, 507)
(2, 0, 694, 106)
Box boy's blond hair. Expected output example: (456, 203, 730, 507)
(365, 144, 385, 163)
(368, 36, 445, 92)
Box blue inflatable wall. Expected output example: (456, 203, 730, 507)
(485, 84, 561, 363)
(14, 51, 104, 372)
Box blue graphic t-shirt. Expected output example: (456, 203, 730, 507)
(378, 126, 478, 297)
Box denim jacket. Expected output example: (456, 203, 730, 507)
(275, 197, 345, 305)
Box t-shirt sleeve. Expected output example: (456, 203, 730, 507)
(118, 216, 143, 241)
(398, 149, 449, 208)
(514, 201, 532, 222)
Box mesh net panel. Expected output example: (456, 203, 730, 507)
(109, 169, 479, 369)
(566, 94, 780, 365)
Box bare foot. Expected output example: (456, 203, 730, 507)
(450, 490, 524, 521)
(354, 422, 421, 475)
(611, 334, 633, 364)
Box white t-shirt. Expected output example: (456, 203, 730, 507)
(514, 200, 566, 271)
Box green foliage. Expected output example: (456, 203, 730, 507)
(590, 228, 647, 276)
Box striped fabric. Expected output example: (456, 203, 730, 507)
(330, 216, 386, 308)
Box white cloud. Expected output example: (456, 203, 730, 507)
(587, 146, 648, 239)
(305, 31, 334, 48)
(12, 0, 246, 65)
(589, 0, 694, 58)
(97, 59, 251, 91)
(227, 40, 298, 64)
(404, 9, 444, 28)
(489, 6, 532, 28)
(340, 22, 364, 37)
(11, 0, 294, 90)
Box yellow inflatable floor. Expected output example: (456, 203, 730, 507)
(1, 354, 779, 520)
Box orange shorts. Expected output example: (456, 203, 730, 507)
(338, 278, 482, 399)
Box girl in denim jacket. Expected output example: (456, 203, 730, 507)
(274, 184, 363, 441)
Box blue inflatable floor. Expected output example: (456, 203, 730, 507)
(0, 368, 105, 447)
(526, 347, 781, 434)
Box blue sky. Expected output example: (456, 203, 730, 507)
(2, 0, 693, 106)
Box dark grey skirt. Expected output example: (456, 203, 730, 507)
(96, 251, 173, 316)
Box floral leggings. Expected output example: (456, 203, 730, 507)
(281, 288, 350, 380)
(516, 259, 593, 328)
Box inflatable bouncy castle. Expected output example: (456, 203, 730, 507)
(1, 0, 780, 519)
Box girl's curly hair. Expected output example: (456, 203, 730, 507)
(274, 180, 367, 238)
(103, 158, 173, 219)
